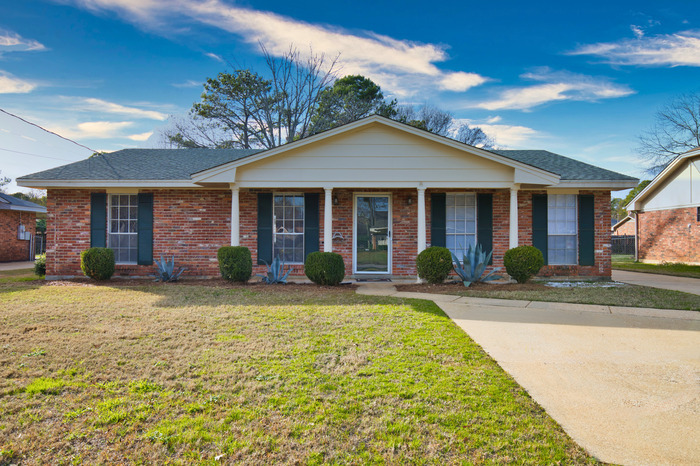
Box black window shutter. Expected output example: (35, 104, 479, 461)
(430, 193, 446, 247)
(257, 193, 273, 265)
(532, 194, 548, 265)
(90, 193, 107, 248)
(477, 193, 493, 264)
(304, 193, 319, 261)
(137, 193, 153, 265)
(578, 195, 595, 266)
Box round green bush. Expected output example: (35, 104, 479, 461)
(80, 248, 115, 281)
(217, 246, 253, 282)
(304, 252, 345, 286)
(503, 246, 544, 283)
(416, 247, 453, 284)
(34, 254, 46, 276)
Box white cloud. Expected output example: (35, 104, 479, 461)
(473, 69, 633, 111)
(49, 121, 133, 139)
(66, 0, 488, 97)
(205, 52, 224, 63)
(75, 97, 168, 120)
(0, 29, 46, 54)
(569, 29, 700, 67)
(453, 117, 539, 147)
(0, 71, 36, 93)
(172, 79, 201, 88)
(127, 131, 153, 141)
(630, 25, 645, 39)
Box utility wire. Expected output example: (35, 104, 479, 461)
(0, 146, 75, 162)
(0, 108, 97, 153)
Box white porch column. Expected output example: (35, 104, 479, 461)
(509, 184, 519, 249)
(230, 186, 240, 246)
(324, 187, 333, 252)
(417, 187, 427, 253)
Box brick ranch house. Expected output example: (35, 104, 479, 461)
(18, 116, 637, 280)
(626, 147, 700, 265)
(0, 193, 46, 262)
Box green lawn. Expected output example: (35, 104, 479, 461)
(0, 268, 43, 284)
(0, 282, 595, 464)
(612, 254, 700, 279)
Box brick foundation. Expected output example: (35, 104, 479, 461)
(0, 210, 36, 262)
(637, 207, 699, 264)
(46, 188, 614, 279)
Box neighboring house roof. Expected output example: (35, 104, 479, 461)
(0, 193, 47, 213)
(627, 147, 700, 211)
(611, 215, 633, 232)
(17, 115, 637, 189)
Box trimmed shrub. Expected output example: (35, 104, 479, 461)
(503, 246, 544, 283)
(34, 254, 46, 276)
(217, 246, 253, 282)
(305, 252, 345, 286)
(416, 247, 453, 284)
(80, 248, 115, 281)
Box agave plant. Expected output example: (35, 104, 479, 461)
(451, 244, 502, 287)
(257, 255, 291, 284)
(153, 255, 186, 282)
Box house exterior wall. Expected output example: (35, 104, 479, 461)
(637, 207, 700, 265)
(0, 210, 35, 262)
(46, 188, 614, 279)
(643, 157, 700, 211)
(612, 219, 635, 236)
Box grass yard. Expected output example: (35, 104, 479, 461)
(0, 281, 596, 464)
(0, 268, 43, 284)
(397, 281, 700, 311)
(612, 255, 700, 279)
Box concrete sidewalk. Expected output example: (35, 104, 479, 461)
(613, 270, 700, 295)
(0, 261, 34, 271)
(358, 283, 700, 465)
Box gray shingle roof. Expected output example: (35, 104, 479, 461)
(17, 148, 262, 181)
(493, 150, 637, 181)
(18, 146, 635, 183)
(0, 193, 47, 212)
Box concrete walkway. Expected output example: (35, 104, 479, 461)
(613, 270, 700, 295)
(357, 283, 700, 465)
(0, 261, 34, 271)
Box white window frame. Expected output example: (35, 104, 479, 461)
(107, 194, 138, 265)
(547, 194, 578, 265)
(352, 193, 392, 275)
(273, 193, 305, 264)
(445, 192, 477, 259)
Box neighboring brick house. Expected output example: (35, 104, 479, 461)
(612, 216, 635, 236)
(627, 148, 700, 265)
(18, 116, 637, 279)
(0, 193, 46, 262)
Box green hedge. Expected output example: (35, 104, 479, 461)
(217, 246, 253, 282)
(304, 252, 345, 286)
(80, 248, 115, 281)
(34, 254, 46, 276)
(416, 247, 453, 284)
(503, 246, 544, 283)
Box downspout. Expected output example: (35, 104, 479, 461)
(632, 211, 639, 262)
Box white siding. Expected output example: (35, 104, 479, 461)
(644, 157, 700, 210)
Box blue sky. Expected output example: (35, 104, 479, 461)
(1, 0, 698, 192)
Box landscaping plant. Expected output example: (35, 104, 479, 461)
(258, 255, 291, 284)
(416, 246, 453, 284)
(80, 247, 115, 281)
(34, 254, 46, 276)
(153, 256, 186, 282)
(451, 244, 502, 287)
(305, 252, 345, 285)
(217, 246, 253, 282)
(503, 245, 545, 283)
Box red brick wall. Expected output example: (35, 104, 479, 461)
(0, 210, 36, 262)
(516, 190, 611, 278)
(637, 207, 699, 264)
(613, 218, 635, 236)
(47, 188, 614, 279)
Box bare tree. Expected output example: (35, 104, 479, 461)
(395, 104, 495, 149)
(639, 92, 700, 174)
(454, 124, 495, 149)
(0, 170, 10, 193)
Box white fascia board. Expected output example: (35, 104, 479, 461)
(17, 179, 205, 189)
(514, 168, 559, 185)
(555, 180, 639, 190)
(191, 115, 560, 183)
(627, 150, 700, 210)
(1, 205, 47, 213)
(193, 167, 236, 184)
(235, 180, 517, 189)
(611, 215, 632, 231)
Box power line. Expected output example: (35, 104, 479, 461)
(0, 146, 75, 162)
(0, 108, 97, 153)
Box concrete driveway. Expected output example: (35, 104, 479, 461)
(613, 270, 700, 296)
(440, 300, 700, 465)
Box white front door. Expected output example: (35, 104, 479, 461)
(353, 194, 391, 274)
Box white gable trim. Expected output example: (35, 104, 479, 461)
(191, 115, 560, 185)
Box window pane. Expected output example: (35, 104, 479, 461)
(446, 220, 456, 234)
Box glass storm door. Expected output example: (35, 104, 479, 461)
(354, 195, 391, 274)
